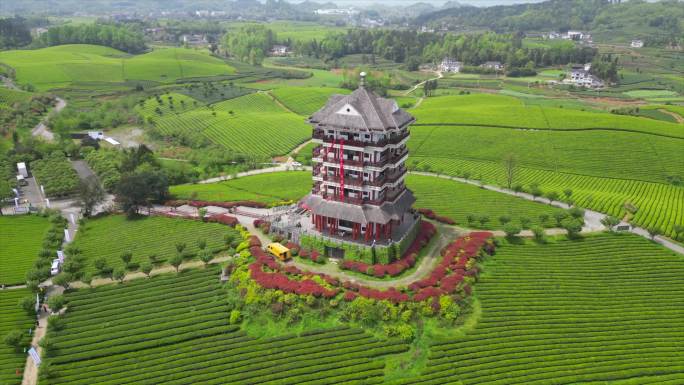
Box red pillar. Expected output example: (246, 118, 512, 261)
(376, 223, 382, 241)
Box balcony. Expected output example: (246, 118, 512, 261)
(312, 130, 409, 148)
(311, 188, 406, 206)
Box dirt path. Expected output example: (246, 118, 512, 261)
(31, 97, 67, 142)
(659, 108, 684, 123)
(403, 71, 443, 96)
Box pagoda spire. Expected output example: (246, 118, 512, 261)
(359, 71, 367, 88)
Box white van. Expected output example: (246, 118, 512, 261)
(50, 259, 61, 276)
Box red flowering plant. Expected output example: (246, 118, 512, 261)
(339, 221, 436, 278)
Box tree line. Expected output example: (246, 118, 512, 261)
(293, 30, 596, 68)
(34, 23, 146, 54)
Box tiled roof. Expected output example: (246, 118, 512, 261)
(309, 86, 414, 132)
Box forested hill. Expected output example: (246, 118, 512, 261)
(415, 0, 684, 44)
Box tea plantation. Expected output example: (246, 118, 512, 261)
(0, 45, 235, 90)
(408, 93, 684, 238)
(71, 215, 239, 276)
(0, 215, 51, 286)
(271, 86, 350, 116)
(41, 268, 407, 385)
(408, 174, 562, 229)
(139, 92, 311, 156)
(0, 289, 34, 385)
(394, 234, 684, 384)
(170, 171, 311, 204)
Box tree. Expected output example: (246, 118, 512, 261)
(601, 216, 620, 232)
(563, 188, 573, 202)
(545, 191, 560, 202)
(647, 226, 662, 240)
(19, 296, 36, 316)
(529, 183, 543, 200)
(478, 215, 490, 228)
(78, 176, 105, 217)
(519, 216, 531, 229)
(199, 251, 213, 267)
(175, 242, 187, 255)
(52, 273, 72, 290)
(503, 153, 517, 189)
(120, 251, 133, 268)
(197, 239, 207, 250)
(94, 257, 112, 277)
(81, 273, 93, 288)
(553, 211, 568, 227)
(47, 295, 66, 312)
(503, 223, 521, 238)
(170, 254, 184, 273)
(113, 268, 126, 283)
(561, 218, 583, 239)
(530, 226, 546, 243)
(538, 214, 549, 225)
(513, 184, 525, 194)
(498, 215, 512, 225)
(568, 207, 585, 219)
(141, 263, 153, 278)
(115, 170, 168, 218)
(3, 330, 24, 352)
(674, 225, 684, 241)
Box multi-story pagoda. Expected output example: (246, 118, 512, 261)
(303, 73, 417, 248)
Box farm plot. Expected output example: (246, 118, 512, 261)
(30, 152, 79, 197)
(410, 156, 684, 238)
(42, 268, 406, 385)
(0, 87, 32, 108)
(0, 215, 51, 286)
(272, 87, 351, 116)
(409, 125, 684, 185)
(145, 93, 311, 156)
(412, 93, 684, 138)
(407, 174, 562, 229)
(170, 171, 311, 204)
(71, 215, 238, 276)
(395, 234, 684, 384)
(0, 289, 34, 385)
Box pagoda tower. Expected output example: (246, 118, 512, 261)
(304, 73, 417, 247)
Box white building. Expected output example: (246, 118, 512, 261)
(631, 39, 644, 48)
(481, 61, 504, 71)
(565, 68, 604, 88)
(314, 8, 359, 16)
(566, 31, 584, 40)
(440, 58, 462, 73)
(271, 45, 289, 56)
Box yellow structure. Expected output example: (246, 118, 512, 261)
(266, 243, 291, 261)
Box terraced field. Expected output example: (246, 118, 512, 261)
(72, 215, 238, 276)
(0, 289, 34, 385)
(408, 174, 562, 229)
(395, 234, 684, 384)
(0, 215, 51, 286)
(412, 94, 684, 138)
(271, 87, 350, 116)
(141, 93, 311, 156)
(42, 268, 407, 385)
(0, 45, 235, 90)
(170, 171, 311, 203)
(408, 93, 684, 238)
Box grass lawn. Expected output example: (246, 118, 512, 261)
(170, 171, 311, 204)
(400, 233, 684, 384)
(0, 215, 51, 286)
(408, 174, 563, 229)
(0, 289, 34, 385)
(72, 215, 238, 276)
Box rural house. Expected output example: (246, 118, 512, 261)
(270, 45, 290, 56)
(631, 39, 644, 48)
(481, 61, 504, 71)
(440, 58, 462, 73)
(565, 66, 604, 88)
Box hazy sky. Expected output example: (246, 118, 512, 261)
(304, 0, 548, 6)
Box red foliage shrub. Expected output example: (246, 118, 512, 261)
(207, 214, 239, 227)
